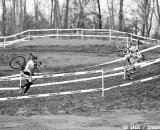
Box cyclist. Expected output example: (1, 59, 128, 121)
(19, 54, 38, 94)
(125, 40, 144, 79)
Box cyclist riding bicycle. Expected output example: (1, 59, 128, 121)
(19, 54, 38, 94)
(125, 40, 145, 79)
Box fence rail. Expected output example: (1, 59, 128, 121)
(0, 28, 159, 48)
(1, 73, 160, 101)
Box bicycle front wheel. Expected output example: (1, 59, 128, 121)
(10, 56, 26, 70)
(124, 58, 140, 74)
(114, 35, 128, 51)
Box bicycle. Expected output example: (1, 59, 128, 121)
(114, 34, 147, 74)
(9, 53, 45, 74)
(114, 33, 132, 51)
(124, 52, 147, 74)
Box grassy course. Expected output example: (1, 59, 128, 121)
(0, 38, 160, 129)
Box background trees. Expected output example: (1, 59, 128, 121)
(0, 0, 159, 39)
(2, 0, 6, 36)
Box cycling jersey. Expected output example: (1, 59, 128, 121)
(24, 60, 35, 75)
(129, 44, 139, 53)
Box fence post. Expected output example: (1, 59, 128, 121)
(81, 28, 83, 40)
(126, 37, 129, 48)
(109, 29, 111, 41)
(130, 34, 133, 42)
(3, 37, 6, 48)
(28, 29, 31, 40)
(56, 28, 59, 39)
(101, 69, 104, 97)
(124, 69, 126, 80)
(20, 72, 22, 91)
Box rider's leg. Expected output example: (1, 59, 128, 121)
(125, 58, 134, 79)
(24, 82, 33, 94)
(20, 71, 32, 94)
(125, 70, 133, 80)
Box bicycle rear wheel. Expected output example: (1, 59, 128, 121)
(10, 56, 26, 70)
(124, 58, 140, 74)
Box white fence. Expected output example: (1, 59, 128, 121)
(1, 57, 160, 101)
(1, 28, 160, 101)
(0, 28, 159, 48)
(1, 69, 160, 101)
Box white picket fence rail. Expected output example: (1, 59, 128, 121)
(0, 28, 159, 48)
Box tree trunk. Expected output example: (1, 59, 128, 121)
(54, 0, 62, 28)
(156, 0, 160, 25)
(2, 0, 6, 36)
(77, 0, 84, 28)
(97, 0, 102, 29)
(119, 0, 124, 31)
(34, 0, 39, 29)
(156, 0, 160, 34)
(15, 0, 20, 33)
(64, 0, 70, 29)
(107, 0, 115, 29)
(19, 0, 23, 32)
(12, 0, 16, 33)
(111, 0, 115, 29)
(23, 0, 27, 29)
(50, 0, 54, 27)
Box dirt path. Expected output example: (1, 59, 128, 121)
(0, 115, 121, 130)
(1, 109, 159, 130)
(0, 109, 150, 130)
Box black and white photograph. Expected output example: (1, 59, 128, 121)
(0, 0, 160, 130)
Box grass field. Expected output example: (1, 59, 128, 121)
(0, 38, 160, 130)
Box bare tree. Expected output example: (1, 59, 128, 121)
(19, 0, 23, 32)
(136, 0, 154, 37)
(154, 0, 160, 26)
(54, 0, 62, 28)
(96, 0, 102, 29)
(11, 0, 16, 32)
(64, 0, 70, 28)
(119, 0, 124, 31)
(50, 0, 54, 27)
(23, 0, 27, 30)
(77, 0, 85, 28)
(2, 0, 7, 36)
(107, 0, 115, 29)
(34, 0, 39, 29)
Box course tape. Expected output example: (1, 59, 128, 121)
(0, 69, 102, 81)
(0, 74, 160, 101)
(0, 72, 124, 90)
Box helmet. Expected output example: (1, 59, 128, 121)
(32, 55, 38, 60)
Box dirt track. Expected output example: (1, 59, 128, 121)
(1, 109, 155, 130)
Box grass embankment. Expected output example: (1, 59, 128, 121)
(0, 38, 160, 118)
